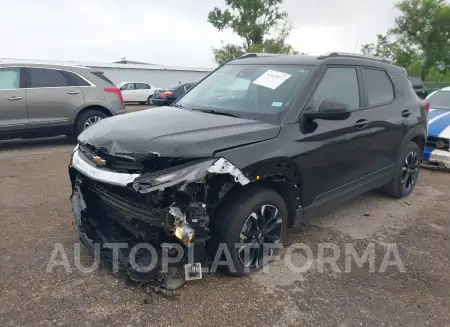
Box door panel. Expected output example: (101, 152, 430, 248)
(361, 69, 409, 171)
(120, 83, 137, 102)
(135, 83, 152, 102)
(0, 89, 28, 131)
(296, 66, 376, 207)
(25, 68, 84, 126)
(25, 88, 84, 125)
(0, 67, 28, 132)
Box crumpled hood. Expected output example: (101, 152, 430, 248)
(78, 106, 280, 160)
(427, 108, 450, 138)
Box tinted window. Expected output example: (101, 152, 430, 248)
(312, 67, 360, 109)
(427, 91, 450, 110)
(91, 71, 114, 85)
(29, 68, 69, 88)
(136, 83, 150, 89)
(64, 71, 90, 87)
(362, 68, 394, 106)
(0, 68, 20, 90)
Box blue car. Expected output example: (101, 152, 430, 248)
(422, 87, 450, 169)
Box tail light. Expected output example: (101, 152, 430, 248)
(104, 87, 124, 103)
(423, 100, 430, 112)
(160, 91, 173, 98)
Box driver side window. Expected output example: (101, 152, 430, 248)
(312, 67, 360, 110)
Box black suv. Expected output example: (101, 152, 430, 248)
(69, 52, 427, 289)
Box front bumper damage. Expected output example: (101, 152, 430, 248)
(69, 145, 250, 290)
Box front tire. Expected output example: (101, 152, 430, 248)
(383, 141, 421, 198)
(211, 187, 288, 276)
(74, 109, 108, 136)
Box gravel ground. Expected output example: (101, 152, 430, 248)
(0, 106, 449, 327)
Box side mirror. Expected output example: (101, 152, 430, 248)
(304, 99, 351, 121)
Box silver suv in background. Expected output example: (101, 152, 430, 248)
(0, 62, 126, 139)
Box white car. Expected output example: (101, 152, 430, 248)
(117, 81, 161, 104)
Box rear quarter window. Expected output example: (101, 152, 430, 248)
(91, 71, 114, 86)
(361, 68, 395, 106)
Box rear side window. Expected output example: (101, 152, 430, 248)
(136, 83, 150, 89)
(63, 71, 91, 87)
(28, 68, 69, 88)
(362, 68, 394, 106)
(0, 68, 20, 90)
(312, 67, 360, 110)
(91, 71, 114, 86)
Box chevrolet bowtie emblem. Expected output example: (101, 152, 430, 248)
(93, 156, 106, 167)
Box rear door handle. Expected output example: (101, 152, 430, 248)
(355, 119, 369, 129)
(8, 96, 23, 101)
(67, 91, 80, 95)
(402, 110, 411, 117)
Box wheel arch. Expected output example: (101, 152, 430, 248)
(210, 158, 303, 228)
(72, 104, 113, 135)
(401, 125, 427, 156)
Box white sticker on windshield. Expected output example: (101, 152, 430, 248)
(253, 70, 291, 90)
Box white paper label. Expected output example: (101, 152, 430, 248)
(253, 70, 291, 90)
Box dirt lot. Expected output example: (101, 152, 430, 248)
(1, 105, 449, 327)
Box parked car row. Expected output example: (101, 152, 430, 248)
(118, 81, 196, 105)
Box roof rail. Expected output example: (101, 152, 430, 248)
(237, 53, 284, 60)
(317, 52, 392, 64)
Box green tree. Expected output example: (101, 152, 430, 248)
(361, 0, 450, 79)
(208, 0, 299, 64)
(360, 34, 415, 68)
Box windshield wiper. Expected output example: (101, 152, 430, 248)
(171, 103, 188, 109)
(195, 109, 242, 118)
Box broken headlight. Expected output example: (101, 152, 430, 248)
(132, 159, 215, 193)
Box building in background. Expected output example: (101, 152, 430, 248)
(0, 58, 213, 88)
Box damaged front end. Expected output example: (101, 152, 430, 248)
(69, 143, 250, 290)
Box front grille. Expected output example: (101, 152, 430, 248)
(426, 136, 449, 150)
(79, 143, 144, 173)
(82, 178, 170, 228)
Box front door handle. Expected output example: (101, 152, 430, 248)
(355, 119, 369, 129)
(8, 96, 23, 101)
(67, 91, 80, 95)
(402, 110, 411, 117)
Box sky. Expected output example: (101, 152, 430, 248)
(2, 0, 400, 68)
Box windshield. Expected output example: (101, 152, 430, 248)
(427, 90, 450, 110)
(177, 64, 313, 123)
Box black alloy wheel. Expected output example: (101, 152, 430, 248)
(237, 204, 283, 268)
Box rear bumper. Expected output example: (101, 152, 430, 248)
(422, 147, 450, 169)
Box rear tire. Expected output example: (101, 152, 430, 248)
(74, 109, 108, 137)
(210, 186, 288, 276)
(147, 95, 153, 105)
(383, 141, 421, 198)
